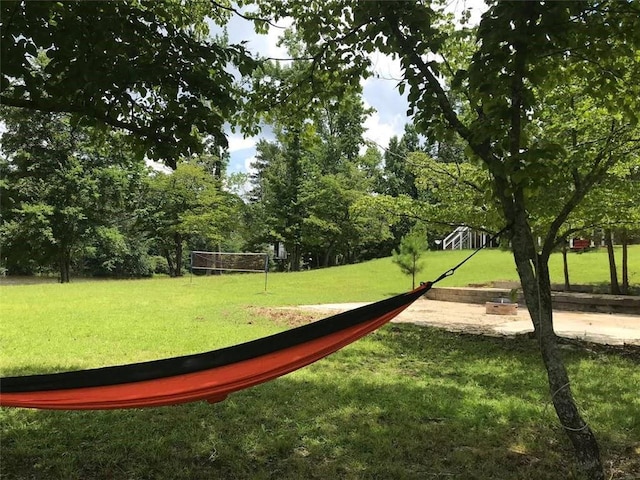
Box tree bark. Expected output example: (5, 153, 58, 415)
(59, 248, 71, 283)
(164, 248, 175, 277)
(174, 233, 183, 277)
(289, 242, 301, 271)
(562, 240, 571, 292)
(323, 244, 335, 268)
(621, 229, 629, 295)
(604, 228, 620, 294)
(511, 222, 604, 480)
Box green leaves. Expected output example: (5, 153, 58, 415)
(1, 1, 256, 166)
(0, 107, 145, 278)
(144, 161, 237, 247)
(392, 225, 428, 289)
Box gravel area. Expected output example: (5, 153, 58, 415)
(295, 298, 640, 346)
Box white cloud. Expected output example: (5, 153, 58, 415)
(360, 53, 407, 148)
(227, 132, 257, 152)
(244, 155, 258, 175)
(223, 11, 292, 61)
(145, 158, 173, 173)
(362, 72, 409, 153)
(362, 109, 404, 153)
(366, 51, 403, 84)
(446, 0, 487, 26)
(264, 19, 293, 60)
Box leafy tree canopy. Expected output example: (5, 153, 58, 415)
(1, 0, 256, 167)
(143, 161, 239, 276)
(0, 107, 145, 281)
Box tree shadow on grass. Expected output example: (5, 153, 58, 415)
(1, 325, 638, 480)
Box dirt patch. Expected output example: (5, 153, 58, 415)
(249, 307, 323, 328)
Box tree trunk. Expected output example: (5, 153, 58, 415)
(292, 243, 301, 271)
(285, 128, 303, 272)
(604, 228, 620, 294)
(174, 233, 183, 277)
(59, 248, 71, 283)
(323, 245, 334, 268)
(562, 240, 571, 292)
(411, 254, 417, 289)
(323, 250, 329, 268)
(511, 222, 604, 480)
(164, 248, 175, 277)
(621, 229, 629, 295)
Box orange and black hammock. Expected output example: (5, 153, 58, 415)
(0, 282, 432, 410)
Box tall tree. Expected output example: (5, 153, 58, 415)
(382, 124, 422, 198)
(0, 107, 144, 281)
(248, 134, 389, 269)
(300, 164, 387, 267)
(246, 39, 323, 270)
(144, 161, 237, 277)
(80, 153, 151, 278)
(252, 1, 640, 477)
(380, 123, 432, 253)
(314, 91, 371, 175)
(247, 128, 314, 271)
(301, 90, 376, 266)
(575, 154, 640, 294)
(247, 33, 374, 269)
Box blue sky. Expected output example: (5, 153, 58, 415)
(220, 1, 486, 175)
(221, 15, 410, 176)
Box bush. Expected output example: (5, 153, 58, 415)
(150, 256, 169, 275)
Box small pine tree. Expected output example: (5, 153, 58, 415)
(392, 227, 428, 289)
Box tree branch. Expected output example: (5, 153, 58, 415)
(210, 1, 286, 29)
(386, 21, 470, 142)
(384, 16, 510, 181)
(541, 128, 620, 257)
(1, 95, 170, 143)
(384, 13, 520, 229)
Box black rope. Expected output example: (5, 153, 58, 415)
(429, 224, 512, 286)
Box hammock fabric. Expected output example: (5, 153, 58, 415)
(0, 282, 432, 410)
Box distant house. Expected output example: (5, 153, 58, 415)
(440, 226, 497, 250)
(569, 238, 593, 252)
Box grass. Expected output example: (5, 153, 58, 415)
(1, 246, 639, 479)
(2, 246, 638, 372)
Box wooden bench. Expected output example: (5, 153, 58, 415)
(571, 239, 591, 251)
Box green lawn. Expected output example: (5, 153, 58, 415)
(2, 246, 638, 372)
(1, 246, 639, 479)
